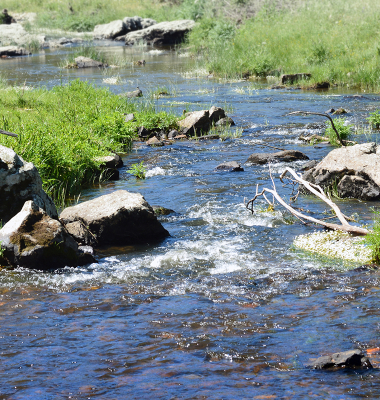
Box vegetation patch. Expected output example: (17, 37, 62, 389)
(0, 80, 178, 205)
(293, 230, 372, 264)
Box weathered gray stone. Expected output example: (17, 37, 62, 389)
(0, 145, 57, 224)
(302, 142, 380, 200)
(124, 19, 195, 45)
(178, 110, 211, 136)
(74, 56, 105, 68)
(281, 73, 311, 84)
(246, 150, 309, 165)
(168, 129, 179, 139)
(59, 190, 169, 246)
(119, 87, 143, 98)
(124, 113, 135, 122)
(209, 106, 226, 124)
(0, 201, 94, 270)
(0, 23, 45, 47)
(309, 349, 372, 370)
(146, 136, 164, 146)
(94, 20, 126, 40)
(95, 154, 123, 169)
(215, 161, 244, 172)
(215, 117, 235, 127)
(0, 46, 30, 56)
(64, 220, 97, 246)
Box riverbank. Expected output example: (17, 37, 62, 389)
(0, 80, 178, 204)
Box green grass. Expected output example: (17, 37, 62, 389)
(0, 79, 179, 205)
(325, 118, 353, 146)
(364, 210, 380, 264)
(127, 161, 146, 179)
(367, 111, 380, 129)
(186, 0, 380, 89)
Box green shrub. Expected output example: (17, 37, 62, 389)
(127, 161, 146, 179)
(325, 118, 353, 146)
(367, 111, 380, 128)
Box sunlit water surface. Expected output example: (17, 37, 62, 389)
(1, 42, 380, 399)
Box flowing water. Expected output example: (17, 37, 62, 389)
(1, 43, 380, 399)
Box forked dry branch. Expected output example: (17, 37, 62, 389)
(245, 167, 369, 236)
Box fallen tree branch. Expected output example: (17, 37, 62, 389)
(245, 167, 369, 236)
(0, 129, 18, 138)
(287, 111, 345, 147)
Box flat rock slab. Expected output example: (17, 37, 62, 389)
(246, 150, 309, 164)
(0, 46, 31, 56)
(302, 142, 380, 200)
(309, 349, 372, 370)
(125, 19, 195, 45)
(74, 56, 105, 68)
(215, 161, 244, 172)
(59, 190, 169, 246)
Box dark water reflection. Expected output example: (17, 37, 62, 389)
(1, 44, 380, 399)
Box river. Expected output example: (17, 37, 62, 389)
(0, 42, 380, 399)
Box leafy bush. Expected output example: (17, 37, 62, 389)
(325, 118, 353, 146)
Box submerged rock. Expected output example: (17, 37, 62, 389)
(0, 201, 94, 270)
(124, 19, 195, 45)
(309, 350, 372, 370)
(0, 145, 57, 224)
(246, 150, 309, 165)
(302, 142, 380, 200)
(59, 190, 169, 246)
(215, 161, 244, 172)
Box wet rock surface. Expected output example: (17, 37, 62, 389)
(309, 349, 373, 370)
(0, 201, 93, 270)
(59, 190, 170, 246)
(0, 46, 30, 56)
(0, 145, 57, 224)
(246, 150, 309, 165)
(215, 161, 244, 172)
(302, 142, 380, 200)
(124, 19, 195, 45)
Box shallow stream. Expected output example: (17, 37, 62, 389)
(1, 43, 380, 399)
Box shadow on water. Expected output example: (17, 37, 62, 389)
(1, 43, 380, 398)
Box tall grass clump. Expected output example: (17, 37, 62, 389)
(0, 79, 178, 205)
(325, 118, 353, 146)
(364, 211, 380, 264)
(186, 0, 380, 89)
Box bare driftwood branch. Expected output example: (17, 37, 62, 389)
(0, 129, 18, 138)
(245, 167, 369, 236)
(287, 111, 345, 147)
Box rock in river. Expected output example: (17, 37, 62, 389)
(302, 142, 380, 200)
(0, 46, 31, 56)
(74, 56, 106, 68)
(124, 19, 195, 45)
(59, 190, 169, 247)
(0, 145, 57, 224)
(246, 150, 309, 165)
(215, 161, 244, 172)
(0, 201, 94, 270)
(308, 349, 372, 370)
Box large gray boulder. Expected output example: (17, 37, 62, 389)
(302, 142, 380, 200)
(246, 150, 309, 165)
(59, 190, 169, 246)
(178, 110, 211, 136)
(0, 46, 31, 56)
(124, 19, 195, 45)
(0, 201, 94, 270)
(93, 19, 126, 40)
(0, 23, 45, 47)
(123, 16, 156, 31)
(0, 145, 57, 224)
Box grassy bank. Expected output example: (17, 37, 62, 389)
(187, 0, 380, 89)
(0, 80, 178, 205)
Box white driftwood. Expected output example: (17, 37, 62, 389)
(246, 167, 369, 236)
